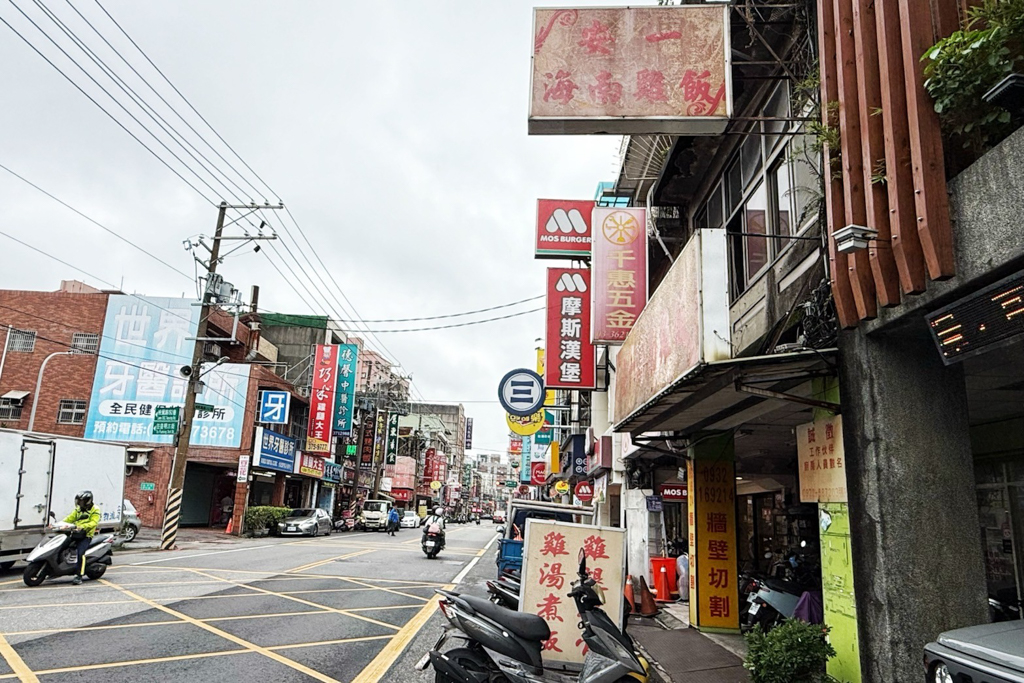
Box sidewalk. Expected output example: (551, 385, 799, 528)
(115, 526, 247, 554)
(629, 602, 750, 683)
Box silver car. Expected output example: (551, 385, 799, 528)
(277, 508, 333, 537)
(121, 498, 141, 542)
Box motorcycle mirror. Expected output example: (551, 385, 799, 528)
(496, 526, 505, 536)
(48, 511, 56, 520)
(578, 547, 586, 575)
(764, 551, 773, 559)
(800, 540, 807, 548)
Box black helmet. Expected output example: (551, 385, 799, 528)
(75, 490, 93, 509)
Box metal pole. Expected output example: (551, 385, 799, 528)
(27, 351, 74, 431)
(160, 202, 228, 551)
(0, 325, 13, 388)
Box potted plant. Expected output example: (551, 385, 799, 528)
(744, 619, 837, 683)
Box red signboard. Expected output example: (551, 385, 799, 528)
(658, 483, 688, 501)
(592, 207, 648, 343)
(530, 461, 546, 485)
(574, 480, 594, 503)
(392, 489, 412, 503)
(306, 344, 338, 452)
(509, 437, 523, 455)
(298, 453, 326, 479)
(546, 268, 596, 389)
(536, 199, 594, 259)
(360, 411, 375, 469)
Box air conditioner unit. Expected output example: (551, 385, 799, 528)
(297, 386, 311, 399)
(126, 450, 150, 468)
(204, 342, 223, 357)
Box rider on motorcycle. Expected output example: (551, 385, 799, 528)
(421, 507, 446, 549)
(63, 491, 100, 585)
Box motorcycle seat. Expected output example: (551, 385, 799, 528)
(460, 595, 550, 642)
(763, 577, 805, 594)
(88, 534, 113, 547)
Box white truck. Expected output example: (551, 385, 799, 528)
(0, 428, 127, 568)
(359, 499, 391, 531)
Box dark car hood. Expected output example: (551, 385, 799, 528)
(938, 621, 1024, 671)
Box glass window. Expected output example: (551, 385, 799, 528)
(727, 212, 745, 298)
(741, 135, 763, 188)
(0, 398, 23, 421)
(695, 205, 709, 230)
(71, 332, 99, 355)
(7, 329, 35, 353)
(773, 162, 793, 246)
(708, 183, 724, 229)
(791, 136, 821, 230)
(744, 183, 770, 281)
(763, 84, 791, 152)
(57, 399, 87, 425)
(726, 161, 743, 215)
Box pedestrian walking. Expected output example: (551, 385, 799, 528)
(387, 506, 400, 536)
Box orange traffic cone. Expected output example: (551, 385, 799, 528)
(623, 574, 636, 614)
(638, 576, 659, 617)
(225, 517, 234, 535)
(654, 566, 672, 602)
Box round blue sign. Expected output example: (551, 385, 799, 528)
(498, 368, 545, 417)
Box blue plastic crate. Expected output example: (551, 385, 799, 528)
(497, 538, 524, 574)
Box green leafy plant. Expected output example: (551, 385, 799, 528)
(243, 506, 292, 533)
(744, 619, 838, 683)
(922, 0, 1024, 152)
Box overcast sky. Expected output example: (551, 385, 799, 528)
(0, 1, 636, 458)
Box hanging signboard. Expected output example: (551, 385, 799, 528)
(306, 344, 338, 453)
(385, 412, 400, 465)
(546, 268, 596, 389)
(236, 455, 250, 483)
(333, 344, 359, 434)
(574, 480, 594, 503)
(298, 453, 326, 479)
(373, 409, 387, 464)
(535, 199, 594, 259)
(530, 461, 547, 485)
(688, 454, 739, 631)
(253, 427, 297, 474)
(797, 416, 847, 503)
(359, 411, 376, 470)
(258, 390, 290, 425)
(591, 207, 648, 343)
(465, 417, 474, 450)
(521, 520, 625, 666)
(529, 5, 732, 135)
(508, 409, 546, 436)
(498, 368, 546, 417)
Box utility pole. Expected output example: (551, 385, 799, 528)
(160, 201, 280, 551)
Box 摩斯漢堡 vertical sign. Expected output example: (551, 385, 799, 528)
(520, 520, 625, 666)
(306, 344, 338, 453)
(535, 199, 594, 259)
(591, 207, 648, 343)
(333, 344, 358, 434)
(545, 268, 596, 389)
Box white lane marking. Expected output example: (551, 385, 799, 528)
(450, 533, 499, 585)
(128, 544, 279, 565)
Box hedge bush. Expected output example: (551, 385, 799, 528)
(744, 619, 837, 683)
(244, 506, 292, 533)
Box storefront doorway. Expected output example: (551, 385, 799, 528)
(181, 463, 236, 527)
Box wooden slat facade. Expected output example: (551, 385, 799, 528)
(821, 0, 959, 326)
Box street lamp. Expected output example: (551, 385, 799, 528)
(28, 351, 77, 431)
(833, 224, 878, 254)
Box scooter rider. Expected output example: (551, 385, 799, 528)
(421, 506, 446, 548)
(63, 491, 100, 585)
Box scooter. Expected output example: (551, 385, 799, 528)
(23, 521, 114, 587)
(485, 573, 521, 609)
(419, 550, 649, 683)
(422, 525, 445, 559)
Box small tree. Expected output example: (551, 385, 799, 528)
(744, 619, 837, 683)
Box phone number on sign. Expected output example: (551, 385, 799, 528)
(191, 425, 236, 442)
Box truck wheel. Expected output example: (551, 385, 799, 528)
(0, 561, 14, 571)
(86, 564, 107, 580)
(23, 562, 47, 587)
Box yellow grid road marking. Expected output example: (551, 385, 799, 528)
(290, 548, 378, 573)
(2, 620, 182, 637)
(0, 632, 38, 683)
(336, 576, 430, 604)
(185, 568, 401, 632)
(112, 564, 447, 586)
(99, 579, 338, 683)
(350, 585, 453, 683)
(0, 649, 246, 681)
(271, 634, 392, 651)
(0, 579, 228, 593)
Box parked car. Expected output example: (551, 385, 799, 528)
(121, 498, 141, 542)
(491, 513, 505, 524)
(400, 511, 420, 529)
(924, 620, 1024, 682)
(276, 508, 333, 537)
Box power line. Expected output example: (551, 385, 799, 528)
(255, 306, 545, 333)
(0, 162, 194, 281)
(332, 295, 545, 323)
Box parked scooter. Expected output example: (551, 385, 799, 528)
(419, 550, 649, 683)
(743, 549, 820, 631)
(23, 521, 114, 586)
(486, 572, 521, 609)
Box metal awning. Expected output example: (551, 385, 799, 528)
(615, 349, 838, 436)
(1, 390, 30, 402)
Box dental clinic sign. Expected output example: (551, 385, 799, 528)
(85, 295, 249, 447)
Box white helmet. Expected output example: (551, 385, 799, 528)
(435, 507, 444, 516)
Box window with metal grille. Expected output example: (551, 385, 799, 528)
(7, 329, 36, 353)
(0, 399, 23, 420)
(71, 332, 99, 354)
(57, 399, 87, 425)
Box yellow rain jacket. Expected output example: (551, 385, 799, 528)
(64, 505, 101, 538)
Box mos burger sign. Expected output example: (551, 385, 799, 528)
(657, 483, 687, 501)
(574, 481, 594, 503)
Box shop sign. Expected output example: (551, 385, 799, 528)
(393, 456, 417, 490)
(507, 409, 545, 436)
(530, 461, 547, 485)
(140, 481, 156, 491)
(521, 520, 625, 665)
(537, 348, 556, 406)
(323, 460, 341, 483)
(509, 437, 523, 455)
(392, 489, 412, 502)
(646, 495, 663, 513)
(306, 344, 338, 453)
(797, 415, 847, 503)
(591, 207, 648, 343)
(359, 412, 376, 470)
(658, 483, 687, 501)
(298, 453, 325, 479)
(85, 295, 249, 448)
(529, 5, 731, 135)
(554, 480, 570, 495)
(574, 480, 593, 503)
(546, 268, 596, 389)
(535, 199, 594, 259)
(688, 456, 739, 631)
(430, 480, 442, 491)
(498, 368, 546, 417)
(380, 477, 393, 493)
(333, 344, 359, 433)
(258, 390, 290, 424)
(385, 412, 400, 465)
(254, 426, 297, 474)
(373, 409, 387, 464)
(465, 417, 474, 449)
(236, 455, 250, 483)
